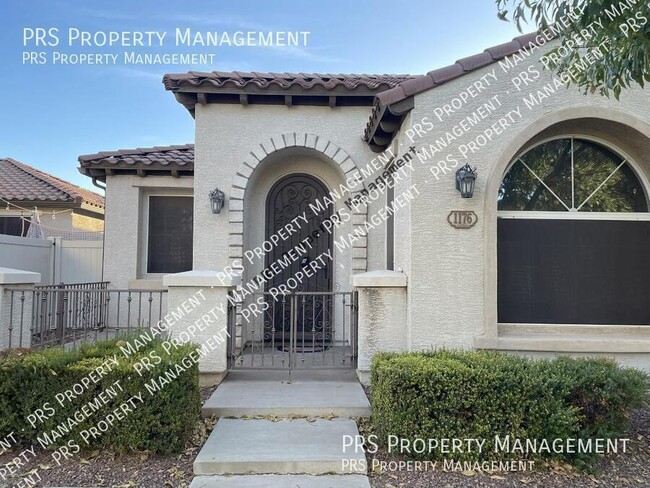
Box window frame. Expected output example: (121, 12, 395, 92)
(138, 191, 193, 279)
(498, 134, 650, 215)
(497, 134, 650, 327)
(0, 213, 31, 237)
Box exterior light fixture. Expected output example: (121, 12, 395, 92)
(209, 187, 226, 214)
(455, 164, 477, 198)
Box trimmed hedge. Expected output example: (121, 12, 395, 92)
(371, 351, 648, 465)
(0, 336, 201, 453)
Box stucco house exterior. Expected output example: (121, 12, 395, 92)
(78, 33, 650, 377)
(0, 158, 104, 237)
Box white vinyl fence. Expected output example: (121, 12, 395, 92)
(0, 235, 103, 285)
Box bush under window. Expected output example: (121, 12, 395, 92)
(371, 351, 648, 466)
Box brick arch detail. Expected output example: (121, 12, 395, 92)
(227, 132, 368, 272)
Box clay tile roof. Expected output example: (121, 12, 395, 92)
(78, 144, 195, 180)
(0, 158, 104, 208)
(365, 31, 549, 151)
(163, 71, 414, 93)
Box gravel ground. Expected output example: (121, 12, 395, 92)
(366, 408, 650, 488)
(0, 386, 218, 488)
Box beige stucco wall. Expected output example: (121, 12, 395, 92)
(193, 104, 387, 275)
(98, 43, 650, 372)
(396, 44, 650, 370)
(103, 174, 193, 289)
(71, 211, 104, 231)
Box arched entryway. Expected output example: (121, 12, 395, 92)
(227, 146, 359, 370)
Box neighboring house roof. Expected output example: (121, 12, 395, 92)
(0, 158, 104, 210)
(163, 71, 415, 115)
(78, 144, 194, 180)
(364, 32, 542, 152)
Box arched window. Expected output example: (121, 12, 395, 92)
(499, 137, 647, 212)
(497, 137, 650, 325)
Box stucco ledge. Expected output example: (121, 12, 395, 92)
(474, 334, 650, 353)
(163, 270, 241, 288)
(351, 270, 407, 288)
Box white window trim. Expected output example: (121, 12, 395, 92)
(138, 191, 193, 279)
(498, 211, 650, 221)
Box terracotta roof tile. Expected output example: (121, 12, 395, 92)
(484, 40, 522, 59)
(399, 75, 435, 97)
(0, 158, 104, 208)
(427, 64, 465, 84)
(515, 32, 542, 48)
(163, 71, 414, 93)
(365, 31, 549, 150)
(78, 144, 195, 179)
(376, 86, 408, 105)
(456, 52, 495, 72)
(78, 144, 194, 167)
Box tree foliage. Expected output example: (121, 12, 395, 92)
(496, 0, 650, 98)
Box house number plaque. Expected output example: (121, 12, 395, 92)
(447, 210, 478, 229)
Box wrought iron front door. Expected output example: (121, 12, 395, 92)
(265, 174, 333, 343)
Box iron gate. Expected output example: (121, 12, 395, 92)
(227, 291, 358, 370)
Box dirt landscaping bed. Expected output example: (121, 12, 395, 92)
(365, 407, 650, 488)
(0, 387, 217, 488)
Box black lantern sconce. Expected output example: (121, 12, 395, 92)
(455, 164, 477, 198)
(209, 187, 226, 214)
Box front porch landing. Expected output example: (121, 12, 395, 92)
(202, 370, 371, 418)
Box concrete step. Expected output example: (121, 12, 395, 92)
(202, 371, 371, 418)
(190, 475, 371, 488)
(194, 418, 366, 475)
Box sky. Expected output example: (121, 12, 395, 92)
(0, 0, 523, 192)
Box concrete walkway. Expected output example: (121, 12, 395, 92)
(190, 475, 371, 488)
(190, 371, 371, 488)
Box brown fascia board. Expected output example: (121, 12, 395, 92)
(6, 199, 82, 209)
(170, 83, 390, 118)
(172, 82, 392, 96)
(79, 202, 105, 216)
(78, 166, 195, 181)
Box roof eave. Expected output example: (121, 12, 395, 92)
(365, 96, 415, 153)
(78, 165, 195, 181)
(79, 202, 105, 215)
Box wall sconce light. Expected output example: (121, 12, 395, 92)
(209, 187, 226, 214)
(455, 164, 477, 198)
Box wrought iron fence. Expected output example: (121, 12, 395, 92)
(227, 291, 358, 370)
(3, 283, 167, 349)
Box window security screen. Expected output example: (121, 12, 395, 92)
(498, 218, 650, 325)
(147, 196, 193, 274)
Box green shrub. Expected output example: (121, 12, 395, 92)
(547, 357, 647, 439)
(0, 335, 201, 454)
(371, 351, 648, 465)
